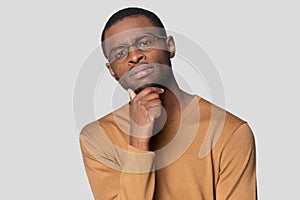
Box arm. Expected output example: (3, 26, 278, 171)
(127, 87, 164, 151)
(80, 87, 163, 199)
(216, 123, 257, 199)
(80, 137, 155, 200)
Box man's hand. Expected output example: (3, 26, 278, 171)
(127, 87, 164, 151)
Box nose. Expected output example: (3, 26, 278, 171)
(128, 49, 145, 66)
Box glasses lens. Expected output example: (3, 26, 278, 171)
(135, 35, 154, 50)
(110, 46, 128, 62)
(108, 34, 161, 63)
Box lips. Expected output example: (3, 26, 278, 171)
(128, 64, 154, 80)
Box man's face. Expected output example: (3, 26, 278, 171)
(103, 15, 175, 92)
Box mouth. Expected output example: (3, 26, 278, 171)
(128, 64, 154, 80)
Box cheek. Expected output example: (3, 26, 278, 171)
(112, 64, 127, 78)
(149, 50, 170, 65)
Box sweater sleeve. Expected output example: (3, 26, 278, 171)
(80, 127, 155, 200)
(216, 123, 257, 199)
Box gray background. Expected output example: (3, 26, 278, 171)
(1, 0, 299, 199)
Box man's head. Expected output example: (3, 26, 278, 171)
(101, 7, 176, 93)
(101, 7, 167, 58)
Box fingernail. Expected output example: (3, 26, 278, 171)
(127, 88, 136, 100)
(127, 88, 133, 94)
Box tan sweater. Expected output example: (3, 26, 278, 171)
(80, 96, 257, 199)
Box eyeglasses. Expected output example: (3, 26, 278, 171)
(107, 33, 167, 63)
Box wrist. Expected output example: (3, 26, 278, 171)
(130, 136, 151, 151)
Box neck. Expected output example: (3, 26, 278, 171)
(159, 81, 193, 125)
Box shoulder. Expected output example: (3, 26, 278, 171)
(197, 97, 254, 157)
(198, 97, 247, 131)
(80, 103, 130, 148)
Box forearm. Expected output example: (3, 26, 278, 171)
(81, 139, 156, 200)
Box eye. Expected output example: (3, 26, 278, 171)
(110, 46, 128, 60)
(136, 36, 153, 49)
(115, 49, 127, 58)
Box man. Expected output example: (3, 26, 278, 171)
(80, 7, 257, 199)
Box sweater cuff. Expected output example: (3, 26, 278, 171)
(118, 145, 156, 173)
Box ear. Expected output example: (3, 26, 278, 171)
(106, 63, 119, 81)
(166, 36, 176, 58)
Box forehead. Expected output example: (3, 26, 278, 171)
(104, 16, 162, 49)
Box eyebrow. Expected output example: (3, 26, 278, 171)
(109, 45, 128, 55)
(109, 32, 155, 50)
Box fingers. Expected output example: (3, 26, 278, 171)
(139, 92, 161, 102)
(149, 106, 162, 120)
(128, 86, 164, 124)
(140, 98, 162, 109)
(129, 87, 164, 108)
(137, 87, 164, 97)
(128, 87, 164, 102)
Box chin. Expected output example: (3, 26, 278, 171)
(133, 83, 165, 94)
(126, 74, 168, 93)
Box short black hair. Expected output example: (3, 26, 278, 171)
(101, 7, 167, 58)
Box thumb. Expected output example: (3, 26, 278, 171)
(127, 88, 136, 101)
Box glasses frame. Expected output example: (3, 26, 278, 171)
(107, 33, 167, 63)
